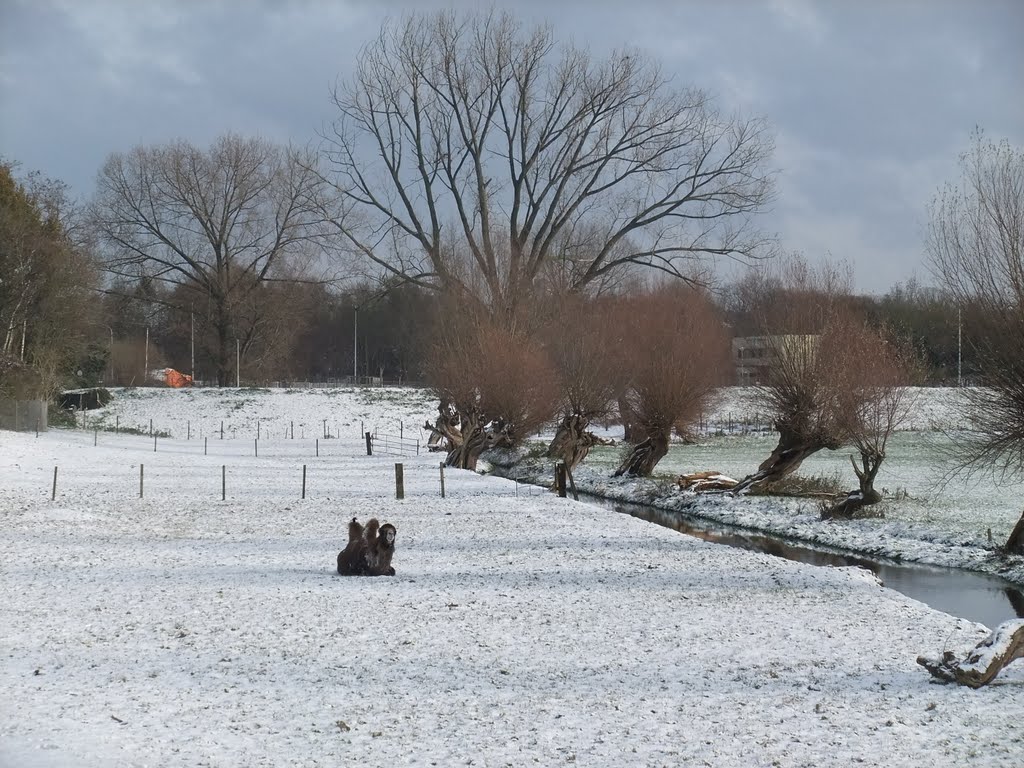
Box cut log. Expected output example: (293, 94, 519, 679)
(677, 471, 739, 492)
(916, 619, 1024, 688)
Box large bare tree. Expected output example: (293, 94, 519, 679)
(927, 132, 1024, 554)
(321, 10, 774, 325)
(91, 134, 330, 385)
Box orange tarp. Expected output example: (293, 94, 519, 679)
(164, 369, 193, 388)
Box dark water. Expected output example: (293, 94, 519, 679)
(580, 492, 1024, 629)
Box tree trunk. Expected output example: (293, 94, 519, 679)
(822, 449, 884, 519)
(917, 619, 1024, 688)
(215, 297, 231, 387)
(423, 401, 461, 453)
(618, 394, 635, 443)
(732, 429, 828, 493)
(613, 429, 670, 477)
(547, 414, 607, 473)
(1006, 509, 1024, 555)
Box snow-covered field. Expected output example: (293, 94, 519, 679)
(2, 386, 1024, 766)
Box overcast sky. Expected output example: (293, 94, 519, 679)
(1, 0, 1021, 294)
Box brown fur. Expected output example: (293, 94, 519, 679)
(336, 517, 397, 576)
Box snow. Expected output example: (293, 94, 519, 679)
(2, 386, 1024, 766)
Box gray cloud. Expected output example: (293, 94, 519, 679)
(1, 0, 1021, 293)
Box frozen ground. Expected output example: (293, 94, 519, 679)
(2, 387, 1023, 766)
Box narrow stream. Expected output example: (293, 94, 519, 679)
(578, 491, 1024, 629)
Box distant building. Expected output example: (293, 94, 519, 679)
(732, 335, 819, 386)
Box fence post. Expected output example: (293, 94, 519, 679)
(140, 464, 144, 499)
(204, 437, 208, 456)
(302, 465, 307, 499)
(316, 438, 319, 457)
(150, 418, 153, 437)
(555, 462, 567, 498)
(439, 462, 446, 498)
(365, 432, 373, 456)
(221, 420, 224, 439)
(254, 438, 258, 457)
(323, 419, 327, 439)
(36, 418, 40, 438)
(222, 465, 226, 501)
(154, 433, 157, 452)
(395, 463, 404, 500)
(94, 428, 98, 447)
(187, 420, 191, 440)
(52, 466, 57, 500)
(291, 421, 294, 439)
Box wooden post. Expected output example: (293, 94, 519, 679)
(149, 418, 153, 437)
(439, 462, 446, 498)
(204, 437, 208, 456)
(94, 428, 98, 447)
(416, 439, 420, 456)
(323, 419, 327, 439)
(52, 466, 57, 500)
(395, 463, 404, 500)
(154, 433, 157, 452)
(365, 431, 372, 456)
(291, 421, 294, 439)
(139, 464, 144, 498)
(316, 438, 319, 457)
(222, 465, 226, 501)
(115, 415, 119, 433)
(302, 465, 307, 499)
(400, 421, 403, 439)
(555, 462, 567, 498)
(254, 438, 258, 457)
(187, 420, 191, 440)
(221, 420, 224, 439)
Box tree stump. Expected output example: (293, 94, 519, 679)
(917, 619, 1024, 688)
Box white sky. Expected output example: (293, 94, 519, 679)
(1, 0, 1021, 294)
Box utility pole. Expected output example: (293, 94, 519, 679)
(957, 306, 962, 388)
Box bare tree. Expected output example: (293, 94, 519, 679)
(824, 319, 920, 518)
(613, 287, 729, 477)
(732, 258, 854, 492)
(424, 299, 557, 470)
(321, 10, 774, 325)
(926, 132, 1024, 554)
(544, 296, 621, 472)
(91, 134, 330, 386)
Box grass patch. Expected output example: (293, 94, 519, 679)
(749, 471, 845, 499)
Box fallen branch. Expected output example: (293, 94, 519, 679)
(917, 619, 1024, 688)
(677, 471, 738, 492)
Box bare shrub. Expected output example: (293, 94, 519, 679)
(613, 287, 730, 477)
(926, 132, 1024, 553)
